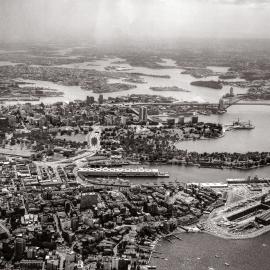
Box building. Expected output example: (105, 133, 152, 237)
(178, 116, 185, 125)
(86, 96, 95, 104)
(139, 107, 148, 122)
(112, 257, 119, 270)
(20, 260, 44, 270)
(98, 94, 104, 104)
(191, 115, 198, 124)
(47, 259, 59, 270)
(0, 117, 9, 130)
(15, 237, 26, 259)
(167, 118, 175, 126)
(71, 215, 79, 231)
(230, 87, 234, 96)
(80, 192, 99, 210)
(218, 98, 225, 111)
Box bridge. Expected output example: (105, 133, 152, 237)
(111, 96, 268, 114)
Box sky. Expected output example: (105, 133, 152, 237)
(0, 0, 270, 43)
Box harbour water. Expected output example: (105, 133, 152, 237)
(128, 163, 270, 185)
(1, 58, 247, 104)
(176, 104, 270, 153)
(151, 231, 270, 270)
(54, 58, 247, 103)
(2, 58, 270, 179)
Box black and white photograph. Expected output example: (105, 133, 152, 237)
(0, 0, 270, 269)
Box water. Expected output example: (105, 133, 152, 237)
(151, 232, 270, 270)
(54, 58, 247, 103)
(2, 56, 270, 267)
(128, 164, 270, 185)
(176, 104, 270, 153)
(0, 61, 18, 66)
(4, 58, 246, 105)
(3, 58, 270, 178)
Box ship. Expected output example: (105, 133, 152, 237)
(233, 118, 254, 129)
(78, 167, 169, 178)
(225, 118, 255, 130)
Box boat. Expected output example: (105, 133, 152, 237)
(225, 118, 255, 130)
(78, 167, 169, 178)
(232, 118, 255, 130)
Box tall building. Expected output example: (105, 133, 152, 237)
(219, 98, 225, 110)
(15, 237, 26, 259)
(178, 116, 185, 125)
(191, 115, 198, 124)
(71, 215, 79, 231)
(98, 94, 104, 104)
(112, 257, 119, 270)
(0, 117, 9, 130)
(86, 96, 95, 104)
(230, 87, 234, 96)
(139, 107, 147, 122)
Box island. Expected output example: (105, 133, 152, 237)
(190, 80, 223, 89)
(150, 86, 190, 92)
(123, 77, 146, 84)
(82, 82, 136, 93)
(181, 67, 217, 78)
(130, 72, 170, 79)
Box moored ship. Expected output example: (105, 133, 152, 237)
(225, 118, 255, 131)
(78, 167, 169, 178)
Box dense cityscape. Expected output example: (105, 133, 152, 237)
(1, 0, 270, 270)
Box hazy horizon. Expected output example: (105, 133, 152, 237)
(1, 0, 270, 45)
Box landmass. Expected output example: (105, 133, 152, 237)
(130, 72, 170, 79)
(150, 86, 190, 92)
(190, 80, 223, 89)
(181, 67, 217, 78)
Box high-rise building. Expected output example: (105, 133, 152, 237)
(0, 117, 9, 130)
(139, 107, 147, 122)
(112, 257, 119, 270)
(86, 96, 95, 104)
(167, 118, 175, 126)
(178, 116, 185, 125)
(218, 98, 225, 111)
(15, 237, 26, 259)
(230, 87, 234, 96)
(191, 115, 198, 124)
(98, 94, 104, 104)
(71, 215, 79, 231)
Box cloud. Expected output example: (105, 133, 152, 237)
(0, 0, 269, 43)
(210, 0, 270, 5)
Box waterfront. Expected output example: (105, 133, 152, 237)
(55, 58, 247, 103)
(2, 58, 247, 105)
(176, 104, 270, 153)
(126, 164, 270, 185)
(151, 231, 270, 270)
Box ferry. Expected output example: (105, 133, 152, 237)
(78, 167, 169, 178)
